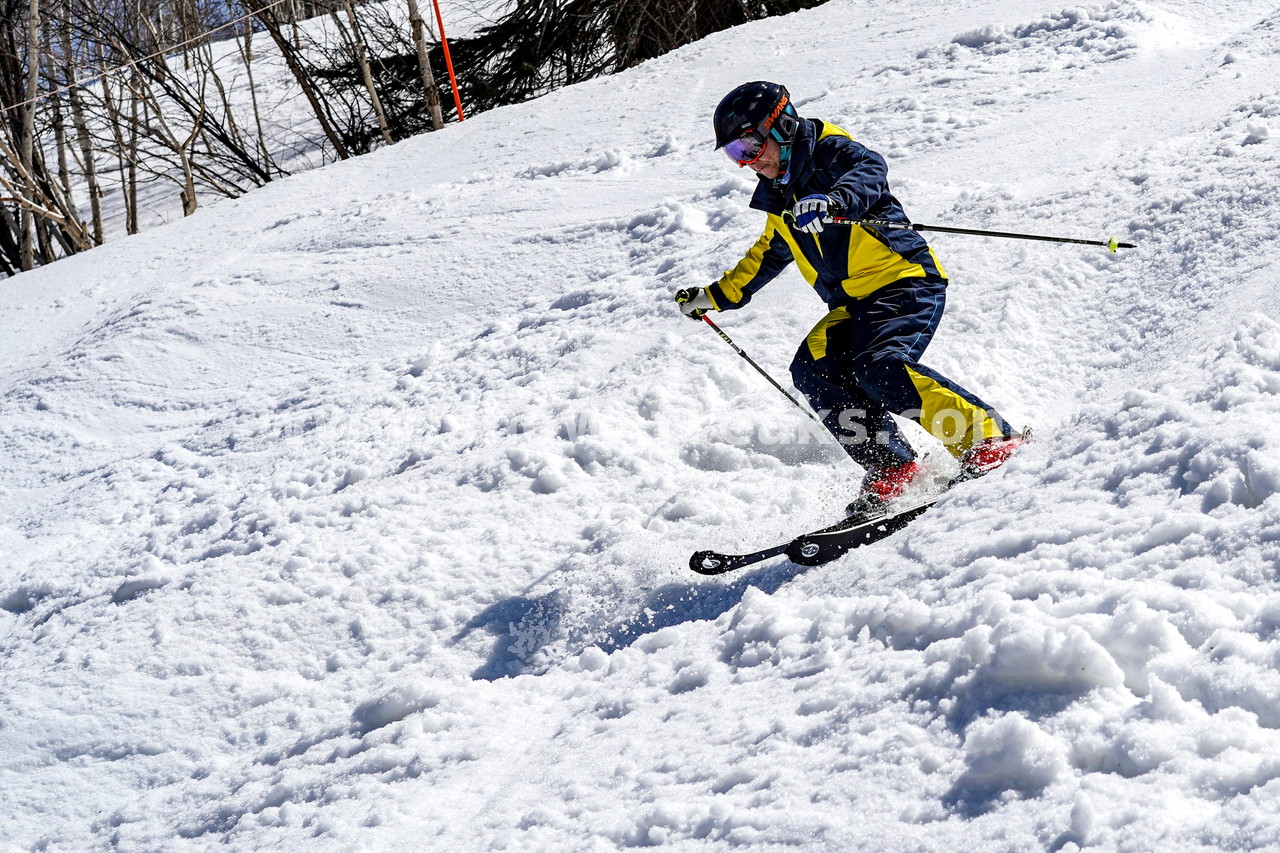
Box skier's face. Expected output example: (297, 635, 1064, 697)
(747, 139, 782, 179)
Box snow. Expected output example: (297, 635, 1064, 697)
(3, 0, 1280, 849)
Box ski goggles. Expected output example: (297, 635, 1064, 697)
(724, 132, 767, 167)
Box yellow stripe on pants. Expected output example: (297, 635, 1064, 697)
(805, 307, 851, 360)
(906, 366, 1004, 458)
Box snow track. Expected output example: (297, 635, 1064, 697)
(3, 0, 1280, 849)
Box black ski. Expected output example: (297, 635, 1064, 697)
(689, 494, 944, 575)
(688, 429, 1031, 575)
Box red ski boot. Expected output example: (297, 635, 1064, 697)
(846, 460, 921, 517)
(959, 434, 1026, 480)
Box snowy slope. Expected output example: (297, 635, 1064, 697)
(3, 0, 1280, 849)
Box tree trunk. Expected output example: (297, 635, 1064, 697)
(125, 45, 204, 217)
(237, 24, 275, 178)
(19, 0, 41, 270)
(406, 0, 443, 130)
(340, 0, 393, 146)
(100, 67, 138, 235)
(0, 206, 22, 276)
(127, 73, 140, 231)
(43, 27, 88, 251)
(59, 0, 103, 244)
(43, 98, 92, 252)
(246, 0, 351, 160)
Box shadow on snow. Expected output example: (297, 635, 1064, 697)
(456, 558, 809, 681)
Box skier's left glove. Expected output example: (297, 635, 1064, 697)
(790, 194, 832, 234)
(674, 287, 714, 320)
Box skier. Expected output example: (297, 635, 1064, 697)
(676, 81, 1024, 514)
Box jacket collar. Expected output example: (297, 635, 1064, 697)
(749, 117, 819, 214)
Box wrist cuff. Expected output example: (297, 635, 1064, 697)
(706, 283, 728, 310)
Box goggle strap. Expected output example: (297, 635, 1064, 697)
(757, 94, 790, 138)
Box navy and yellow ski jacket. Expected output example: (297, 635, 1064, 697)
(707, 118, 946, 311)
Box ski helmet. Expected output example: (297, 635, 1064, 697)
(713, 81, 800, 151)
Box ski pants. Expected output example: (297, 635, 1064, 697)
(789, 276, 1013, 471)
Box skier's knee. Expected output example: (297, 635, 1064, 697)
(852, 351, 910, 387)
(790, 355, 814, 392)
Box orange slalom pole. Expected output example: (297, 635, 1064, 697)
(431, 0, 465, 121)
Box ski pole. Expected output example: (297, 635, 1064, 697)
(687, 308, 825, 428)
(828, 217, 1136, 253)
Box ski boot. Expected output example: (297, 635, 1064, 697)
(846, 460, 921, 517)
(958, 431, 1029, 481)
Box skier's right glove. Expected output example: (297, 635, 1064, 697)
(790, 194, 832, 233)
(675, 287, 714, 320)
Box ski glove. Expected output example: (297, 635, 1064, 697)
(675, 287, 714, 320)
(789, 194, 832, 234)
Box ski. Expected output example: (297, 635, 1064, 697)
(689, 494, 945, 575)
(689, 430, 1033, 575)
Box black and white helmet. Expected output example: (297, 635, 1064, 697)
(712, 81, 800, 150)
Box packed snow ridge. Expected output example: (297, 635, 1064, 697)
(2, 0, 1280, 850)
